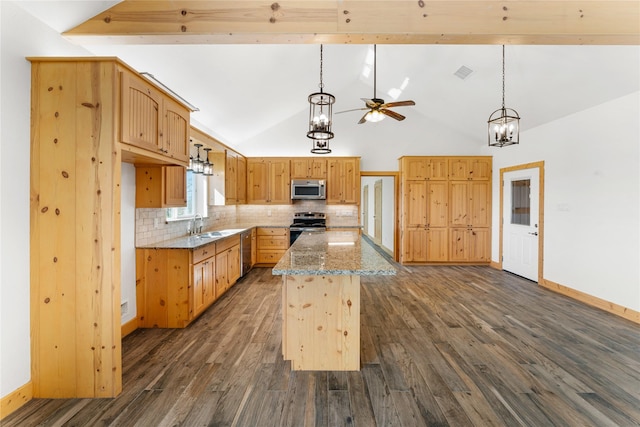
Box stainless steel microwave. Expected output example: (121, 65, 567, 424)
(291, 179, 326, 200)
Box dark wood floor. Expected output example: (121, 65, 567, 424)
(5, 265, 640, 426)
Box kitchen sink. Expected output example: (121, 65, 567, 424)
(195, 231, 223, 239)
(195, 229, 246, 239)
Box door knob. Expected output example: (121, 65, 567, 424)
(528, 232, 538, 236)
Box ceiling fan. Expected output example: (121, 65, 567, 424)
(337, 44, 416, 124)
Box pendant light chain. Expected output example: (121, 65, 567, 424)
(501, 44, 506, 110)
(319, 44, 325, 92)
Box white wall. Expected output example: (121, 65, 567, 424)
(0, 1, 93, 398)
(121, 164, 137, 324)
(484, 91, 640, 311)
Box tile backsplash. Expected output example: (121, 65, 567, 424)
(135, 202, 359, 246)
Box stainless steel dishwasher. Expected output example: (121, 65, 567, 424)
(240, 229, 252, 277)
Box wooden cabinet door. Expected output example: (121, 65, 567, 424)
(268, 159, 291, 204)
(225, 151, 238, 204)
(162, 96, 190, 163)
(309, 159, 327, 179)
(427, 181, 448, 227)
(449, 181, 469, 227)
(426, 228, 449, 262)
(192, 260, 206, 316)
(404, 181, 427, 228)
(449, 157, 491, 181)
(469, 228, 490, 261)
(227, 245, 241, 286)
(121, 71, 162, 153)
(469, 158, 491, 180)
(341, 158, 359, 204)
(247, 159, 269, 203)
(290, 159, 310, 178)
(164, 166, 187, 207)
(236, 155, 247, 204)
(469, 181, 490, 227)
(403, 158, 427, 180)
(403, 228, 428, 262)
(449, 228, 469, 261)
(215, 250, 229, 297)
(426, 158, 448, 180)
(327, 158, 359, 204)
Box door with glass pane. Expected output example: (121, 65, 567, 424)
(503, 168, 539, 281)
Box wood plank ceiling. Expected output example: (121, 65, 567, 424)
(64, 1, 640, 45)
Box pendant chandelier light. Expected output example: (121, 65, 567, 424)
(307, 44, 335, 153)
(191, 143, 204, 174)
(202, 147, 213, 176)
(488, 45, 520, 147)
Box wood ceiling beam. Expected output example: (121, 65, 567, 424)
(63, 1, 640, 45)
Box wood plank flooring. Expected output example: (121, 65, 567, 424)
(4, 265, 640, 426)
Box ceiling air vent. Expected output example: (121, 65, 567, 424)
(454, 65, 474, 80)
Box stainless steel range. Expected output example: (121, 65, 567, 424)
(289, 212, 327, 245)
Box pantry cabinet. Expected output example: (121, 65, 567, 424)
(121, 71, 190, 164)
(135, 165, 187, 208)
(327, 157, 360, 204)
(399, 156, 492, 265)
(247, 158, 290, 204)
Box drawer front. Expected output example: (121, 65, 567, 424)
(257, 227, 288, 237)
(258, 235, 288, 250)
(257, 250, 286, 264)
(216, 234, 241, 254)
(193, 242, 216, 264)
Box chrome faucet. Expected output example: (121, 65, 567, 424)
(188, 214, 204, 235)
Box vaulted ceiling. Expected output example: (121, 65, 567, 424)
(15, 1, 640, 154)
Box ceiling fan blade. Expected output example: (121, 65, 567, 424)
(335, 107, 368, 114)
(358, 111, 370, 124)
(380, 108, 406, 121)
(382, 100, 415, 108)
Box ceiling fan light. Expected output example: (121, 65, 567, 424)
(365, 110, 385, 123)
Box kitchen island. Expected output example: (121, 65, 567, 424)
(273, 231, 396, 371)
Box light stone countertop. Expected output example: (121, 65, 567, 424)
(272, 231, 397, 276)
(136, 223, 289, 249)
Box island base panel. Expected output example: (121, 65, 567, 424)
(282, 275, 360, 371)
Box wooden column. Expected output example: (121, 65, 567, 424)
(30, 59, 122, 397)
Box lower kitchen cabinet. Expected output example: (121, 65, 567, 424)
(136, 235, 241, 329)
(256, 227, 289, 266)
(215, 235, 241, 297)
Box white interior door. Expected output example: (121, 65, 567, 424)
(503, 168, 539, 281)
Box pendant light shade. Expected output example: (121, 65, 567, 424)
(311, 139, 331, 154)
(488, 45, 520, 147)
(203, 147, 213, 176)
(307, 45, 335, 150)
(192, 143, 204, 174)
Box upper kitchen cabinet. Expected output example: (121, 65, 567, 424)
(247, 158, 291, 204)
(290, 158, 327, 179)
(120, 70, 190, 166)
(448, 157, 491, 181)
(327, 157, 360, 204)
(135, 165, 187, 208)
(225, 150, 247, 205)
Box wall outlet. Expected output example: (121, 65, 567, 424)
(153, 218, 160, 229)
(121, 301, 129, 315)
(267, 210, 272, 217)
